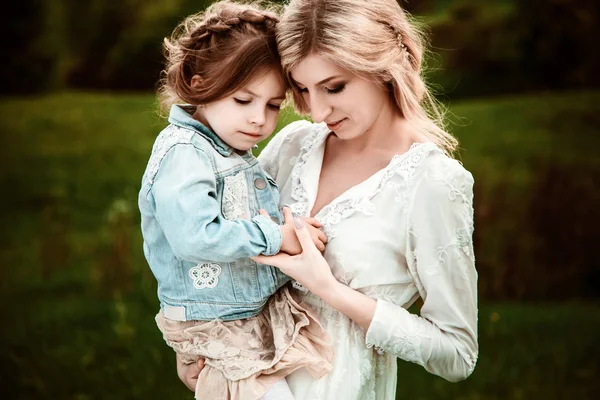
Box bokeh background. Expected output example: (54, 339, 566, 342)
(1, 0, 599, 399)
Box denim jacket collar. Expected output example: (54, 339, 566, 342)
(168, 104, 234, 157)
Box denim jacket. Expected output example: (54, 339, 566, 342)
(138, 105, 290, 321)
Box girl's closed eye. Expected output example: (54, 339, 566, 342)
(234, 98, 251, 105)
(268, 103, 282, 111)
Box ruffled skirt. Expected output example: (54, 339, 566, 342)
(156, 285, 333, 400)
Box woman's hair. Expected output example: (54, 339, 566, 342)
(277, 0, 458, 155)
(158, 1, 283, 114)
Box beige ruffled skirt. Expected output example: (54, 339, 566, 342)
(156, 285, 334, 400)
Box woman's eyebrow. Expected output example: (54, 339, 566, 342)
(291, 75, 344, 87)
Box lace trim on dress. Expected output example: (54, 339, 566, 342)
(288, 127, 330, 217)
(290, 141, 440, 240)
(145, 125, 194, 186)
(367, 311, 424, 366)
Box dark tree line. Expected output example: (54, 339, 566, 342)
(2, 0, 599, 97)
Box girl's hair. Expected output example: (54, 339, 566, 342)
(277, 0, 458, 155)
(158, 1, 283, 114)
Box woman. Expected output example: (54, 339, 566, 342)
(179, 0, 477, 398)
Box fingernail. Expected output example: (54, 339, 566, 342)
(293, 216, 304, 229)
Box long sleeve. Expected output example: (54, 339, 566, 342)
(365, 159, 478, 382)
(150, 143, 282, 263)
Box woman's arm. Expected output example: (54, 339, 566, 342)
(254, 162, 478, 382)
(365, 162, 478, 382)
(252, 218, 377, 331)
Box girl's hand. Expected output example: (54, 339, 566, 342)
(264, 208, 327, 254)
(176, 356, 205, 392)
(253, 216, 337, 296)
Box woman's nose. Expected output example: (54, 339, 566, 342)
(309, 94, 332, 123)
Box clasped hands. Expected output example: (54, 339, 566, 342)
(261, 206, 337, 296)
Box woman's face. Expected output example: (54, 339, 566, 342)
(290, 53, 392, 140)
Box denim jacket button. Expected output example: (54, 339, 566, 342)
(254, 177, 267, 190)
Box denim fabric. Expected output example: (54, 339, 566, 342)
(139, 105, 290, 321)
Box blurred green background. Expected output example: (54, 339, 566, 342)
(1, 0, 599, 399)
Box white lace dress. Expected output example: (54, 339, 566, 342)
(258, 121, 478, 400)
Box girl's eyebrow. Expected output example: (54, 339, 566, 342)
(240, 89, 285, 101)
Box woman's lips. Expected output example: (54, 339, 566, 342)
(326, 118, 346, 131)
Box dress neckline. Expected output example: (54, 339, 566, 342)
(303, 130, 430, 219)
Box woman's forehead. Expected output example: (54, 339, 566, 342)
(290, 54, 349, 85)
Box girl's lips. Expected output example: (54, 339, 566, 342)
(240, 131, 262, 138)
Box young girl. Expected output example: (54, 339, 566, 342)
(138, 2, 333, 399)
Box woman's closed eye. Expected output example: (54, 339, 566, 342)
(326, 84, 346, 95)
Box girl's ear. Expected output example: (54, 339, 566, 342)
(191, 75, 203, 89)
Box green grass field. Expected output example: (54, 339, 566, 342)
(1, 91, 599, 399)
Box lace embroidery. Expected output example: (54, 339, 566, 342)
(289, 140, 439, 240)
(145, 125, 194, 185)
(221, 171, 249, 220)
(291, 280, 308, 293)
(331, 252, 353, 286)
(303, 295, 379, 400)
(319, 198, 376, 239)
(189, 263, 222, 289)
(370, 310, 424, 366)
(288, 127, 330, 217)
(409, 165, 475, 278)
(388, 313, 425, 366)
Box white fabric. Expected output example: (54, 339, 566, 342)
(259, 121, 478, 400)
(260, 379, 295, 400)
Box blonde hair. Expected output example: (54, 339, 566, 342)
(158, 0, 283, 114)
(277, 0, 458, 155)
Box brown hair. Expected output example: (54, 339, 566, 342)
(158, 1, 283, 114)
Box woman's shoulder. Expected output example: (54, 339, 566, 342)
(261, 119, 327, 163)
(272, 119, 327, 149)
(424, 150, 473, 180)
(408, 144, 474, 202)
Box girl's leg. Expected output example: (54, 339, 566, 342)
(259, 379, 295, 400)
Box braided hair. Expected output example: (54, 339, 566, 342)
(158, 1, 283, 113)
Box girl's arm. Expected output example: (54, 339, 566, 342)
(150, 143, 282, 263)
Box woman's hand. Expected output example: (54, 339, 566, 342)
(270, 207, 328, 254)
(176, 356, 205, 392)
(254, 216, 337, 296)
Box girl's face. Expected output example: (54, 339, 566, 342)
(195, 69, 286, 151)
(290, 53, 392, 140)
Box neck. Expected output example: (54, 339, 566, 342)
(342, 98, 415, 154)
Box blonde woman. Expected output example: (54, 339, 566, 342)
(179, 0, 478, 398)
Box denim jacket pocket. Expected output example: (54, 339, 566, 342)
(183, 258, 262, 305)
